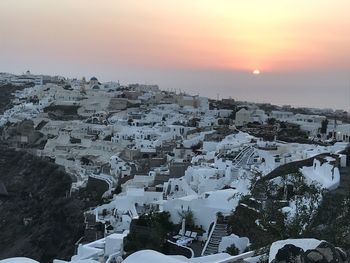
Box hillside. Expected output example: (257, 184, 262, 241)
(0, 147, 86, 263)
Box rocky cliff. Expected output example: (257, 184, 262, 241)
(0, 147, 86, 263)
(271, 240, 349, 263)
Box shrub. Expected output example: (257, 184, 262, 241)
(226, 244, 239, 256)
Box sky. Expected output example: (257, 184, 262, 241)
(0, 0, 350, 110)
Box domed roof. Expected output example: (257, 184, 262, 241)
(90, 76, 98, 81)
(123, 250, 187, 263)
(1, 258, 40, 263)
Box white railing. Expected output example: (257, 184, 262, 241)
(201, 220, 217, 256)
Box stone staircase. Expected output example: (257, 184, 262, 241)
(202, 223, 228, 256)
(233, 146, 255, 168)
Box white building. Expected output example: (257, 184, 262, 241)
(160, 189, 240, 238)
(235, 108, 252, 126)
(270, 110, 294, 121)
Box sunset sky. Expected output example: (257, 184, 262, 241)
(1, 0, 350, 109)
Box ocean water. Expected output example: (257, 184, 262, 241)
(111, 68, 350, 111)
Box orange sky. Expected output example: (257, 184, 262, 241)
(1, 0, 349, 73)
(1, 0, 350, 110)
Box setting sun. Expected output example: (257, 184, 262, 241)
(253, 69, 261, 75)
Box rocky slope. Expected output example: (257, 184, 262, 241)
(271, 240, 349, 263)
(0, 83, 28, 113)
(0, 83, 105, 263)
(0, 147, 87, 263)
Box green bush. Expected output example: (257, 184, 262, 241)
(226, 244, 239, 255)
(124, 211, 176, 255)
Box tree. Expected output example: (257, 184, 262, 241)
(226, 244, 239, 255)
(267, 118, 277, 126)
(321, 119, 328, 134)
(178, 209, 195, 229)
(124, 211, 175, 256)
(228, 111, 236, 120)
(113, 184, 122, 195)
(191, 142, 202, 153)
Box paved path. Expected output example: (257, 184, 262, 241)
(190, 241, 204, 257)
